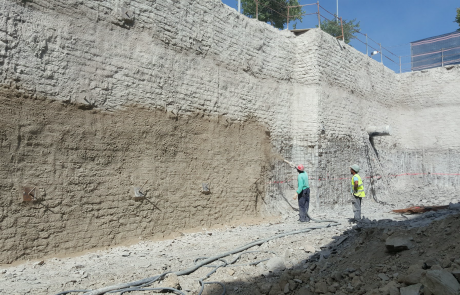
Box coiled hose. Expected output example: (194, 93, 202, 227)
(57, 213, 339, 295)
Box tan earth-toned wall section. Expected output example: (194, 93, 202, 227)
(0, 88, 271, 263)
(0, 0, 298, 263)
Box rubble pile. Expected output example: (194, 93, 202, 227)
(262, 211, 460, 295)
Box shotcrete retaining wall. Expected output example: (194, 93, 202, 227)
(0, 0, 298, 144)
(1, 0, 460, 263)
(267, 30, 460, 209)
(289, 34, 460, 207)
(0, 0, 303, 263)
(0, 88, 271, 263)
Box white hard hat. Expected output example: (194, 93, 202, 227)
(350, 164, 360, 173)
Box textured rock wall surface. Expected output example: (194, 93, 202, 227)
(380, 66, 460, 204)
(294, 31, 460, 206)
(0, 0, 302, 263)
(396, 66, 460, 149)
(0, 89, 271, 264)
(0, 0, 301, 149)
(268, 29, 460, 208)
(268, 30, 401, 208)
(312, 31, 399, 206)
(0, 0, 327, 219)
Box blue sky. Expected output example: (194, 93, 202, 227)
(221, 0, 460, 73)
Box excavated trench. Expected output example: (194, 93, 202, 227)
(2, 0, 460, 294)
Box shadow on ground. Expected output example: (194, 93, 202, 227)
(55, 203, 460, 295)
(193, 204, 460, 295)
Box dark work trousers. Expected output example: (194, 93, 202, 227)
(352, 195, 362, 220)
(298, 188, 310, 222)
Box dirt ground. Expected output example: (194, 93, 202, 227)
(1, 195, 459, 295)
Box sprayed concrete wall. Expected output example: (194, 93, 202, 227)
(276, 31, 460, 207)
(267, 30, 401, 209)
(0, 0, 306, 263)
(0, 89, 271, 263)
(1, 0, 460, 263)
(383, 66, 460, 203)
(0, 0, 300, 146)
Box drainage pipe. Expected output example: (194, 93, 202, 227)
(366, 125, 391, 137)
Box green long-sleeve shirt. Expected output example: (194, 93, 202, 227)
(296, 171, 309, 194)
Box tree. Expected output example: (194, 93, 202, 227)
(455, 8, 460, 31)
(317, 18, 360, 44)
(242, 0, 304, 30)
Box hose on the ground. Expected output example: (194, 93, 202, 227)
(56, 291, 90, 295)
(118, 287, 186, 295)
(57, 212, 338, 295)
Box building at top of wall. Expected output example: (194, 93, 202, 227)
(411, 31, 460, 71)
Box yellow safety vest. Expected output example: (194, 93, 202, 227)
(351, 174, 365, 198)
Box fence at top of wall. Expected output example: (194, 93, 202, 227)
(234, 0, 459, 74)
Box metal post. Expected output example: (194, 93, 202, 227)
(340, 17, 344, 42)
(238, 0, 241, 13)
(410, 43, 414, 72)
(317, 2, 321, 29)
(286, 6, 289, 30)
(441, 48, 444, 67)
(379, 43, 383, 64)
(336, 0, 339, 23)
(365, 34, 368, 55)
(399, 56, 401, 73)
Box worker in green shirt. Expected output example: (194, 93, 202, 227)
(292, 164, 310, 222)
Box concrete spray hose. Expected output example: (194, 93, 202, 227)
(56, 213, 339, 295)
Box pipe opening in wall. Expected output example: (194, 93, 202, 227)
(367, 125, 391, 137)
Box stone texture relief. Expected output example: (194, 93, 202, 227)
(0, 89, 271, 263)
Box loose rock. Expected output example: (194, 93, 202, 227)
(266, 257, 286, 272)
(422, 269, 460, 295)
(452, 269, 460, 283)
(400, 283, 422, 295)
(385, 236, 414, 252)
(378, 273, 390, 281)
(400, 265, 426, 285)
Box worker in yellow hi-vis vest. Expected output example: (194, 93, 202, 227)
(350, 164, 365, 221)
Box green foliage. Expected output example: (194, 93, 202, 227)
(242, 0, 304, 30)
(317, 18, 360, 44)
(455, 8, 460, 31)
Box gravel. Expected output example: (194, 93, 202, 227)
(1, 198, 459, 295)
